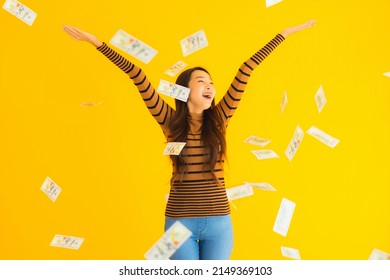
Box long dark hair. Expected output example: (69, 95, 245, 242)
(169, 67, 226, 185)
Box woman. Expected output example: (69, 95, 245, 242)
(62, 19, 315, 260)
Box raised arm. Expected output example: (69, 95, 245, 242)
(215, 19, 316, 125)
(62, 25, 174, 130)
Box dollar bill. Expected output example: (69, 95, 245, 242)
(273, 198, 296, 237)
(163, 142, 186, 155)
(110, 29, 157, 64)
(244, 135, 271, 147)
(157, 79, 190, 102)
(40, 176, 61, 202)
(368, 248, 390, 260)
(281, 90, 288, 113)
(180, 30, 208, 56)
(165, 61, 188, 77)
(306, 125, 340, 148)
(3, 0, 37, 26)
(144, 221, 192, 260)
(80, 101, 103, 107)
(314, 84, 327, 113)
(252, 149, 279, 160)
(50, 234, 84, 250)
(244, 181, 276, 191)
(266, 0, 283, 8)
(226, 184, 254, 201)
(285, 125, 304, 161)
(281, 246, 301, 260)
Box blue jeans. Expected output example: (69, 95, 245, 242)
(164, 215, 233, 260)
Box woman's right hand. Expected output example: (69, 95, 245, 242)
(62, 25, 103, 48)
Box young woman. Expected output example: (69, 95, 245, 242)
(63, 19, 315, 260)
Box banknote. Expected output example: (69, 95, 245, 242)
(273, 198, 296, 237)
(266, 0, 283, 8)
(306, 125, 339, 148)
(164, 61, 188, 77)
(180, 30, 208, 56)
(252, 149, 279, 160)
(368, 248, 390, 260)
(285, 125, 304, 161)
(157, 79, 190, 102)
(50, 234, 84, 250)
(40, 176, 61, 202)
(314, 84, 327, 113)
(110, 29, 157, 64)
(80, 101, 103, 107)
(144, 221, 192, 260)
(163, 142, 186, 155)
(226, 184, 254, 201)
(244, 181, 276, 191)
(281, 246, 301, 260)
(281, 90, 288, 113)
(244, 135, 271, 147)
(3, 0, 37, 26)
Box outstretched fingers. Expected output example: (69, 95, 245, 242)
(62, 25, 84, 40)
(302, 19, 316, 29)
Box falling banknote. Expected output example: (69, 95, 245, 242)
(144, 221, 192, 260)
(110, 29, 157, 64)
(163, 142, 186, 155)
(281, 90, 288, 113)
(80, 101, 103, 107)
(273, 198, 296, 237)
(266, 0, 283, 8)
(368, 248, 390, 260)
(226, 184, 254, 201)
(180, 30, 208, 56)
(244, 181, 276, 191)
(50, 234, 84, 250)
(244, 135, 271, 147)
(164, 61, 188, 77)
(285, 125, 304, 161)
(252, 149, 279, 160)
(306, 125, 340, 148)
(3, 0, 37, 26)
(281, 246, 301, 260)
(314, 84, 327, 113)
(157, 79, 190, 102)
(40, 176, 61, 202)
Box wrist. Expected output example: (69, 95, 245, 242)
(280, 30, 290, 38)
(90, 37, 103, 48)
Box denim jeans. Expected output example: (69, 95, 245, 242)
(164, 214, 233, 260)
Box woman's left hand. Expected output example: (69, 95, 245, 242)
(281, 19, 316, 38)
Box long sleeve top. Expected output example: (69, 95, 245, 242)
(96, 34, 285, 218)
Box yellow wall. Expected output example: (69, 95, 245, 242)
(1, 0, 389, 260)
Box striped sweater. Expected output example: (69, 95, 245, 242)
(97, 34, 285, 218)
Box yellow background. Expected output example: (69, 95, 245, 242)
(1, 0, 389, 260)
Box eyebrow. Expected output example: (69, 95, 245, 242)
(193, 76, 211, 80)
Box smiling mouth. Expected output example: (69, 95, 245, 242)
(202, 93, 212, 99)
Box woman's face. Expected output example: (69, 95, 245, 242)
(187, 70, 215, 114)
